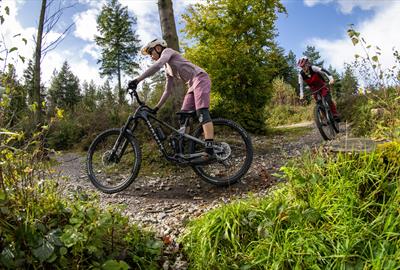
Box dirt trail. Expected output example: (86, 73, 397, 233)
(53, 121, 349, 269)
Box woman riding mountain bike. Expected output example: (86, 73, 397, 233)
(128, 38, 215, 164)
(298, 56, 341, 122)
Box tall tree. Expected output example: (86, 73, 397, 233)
(48, 61, 80, 111)
(303, 45, 324, 66)
(327, 65, 342, 99)
(32, 0, 46, 127)
(285, 50, 299, 90)
(158, 0, 185, 121)
(183, 0, 286, 133)
(82, 80, 97, 112)
(339, 64, 359, 99)
(95, 0, 140, 105)
(22, 59, 35, 105)
(32, 0, 75, 127)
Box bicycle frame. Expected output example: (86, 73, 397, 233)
(110, 87, 221, 164)
(308, 85, 334, 122)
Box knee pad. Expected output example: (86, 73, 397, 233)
(196, 108, 212, 124)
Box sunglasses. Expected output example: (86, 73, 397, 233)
(148, 47, 154, 55)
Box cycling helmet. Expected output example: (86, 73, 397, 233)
(141, 38, 168, 55)
(297, 56, 309, 68)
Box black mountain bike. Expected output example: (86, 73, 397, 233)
(311, 85, 340, 140)
(86, 86, 253, 194)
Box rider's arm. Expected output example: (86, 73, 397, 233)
(311, 66, 334, 82)
(155, 74, 174, 109)
(298, 73, 304, 99)
(136, 49, 174, 82)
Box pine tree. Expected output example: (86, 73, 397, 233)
(340, 64, 359, 99)
(82, 80, 97, 111)
(22, 59, 35, 105)
(95, 0, 141, 105)
(303, 46, 324, 66)
(48, 61, 80, 111)
(286, 50, 299, 91)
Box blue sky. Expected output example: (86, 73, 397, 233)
(1, 0, 400, 87)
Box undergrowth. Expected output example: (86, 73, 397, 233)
(0, 134, 163, 269)
(181, 141, 400, 269)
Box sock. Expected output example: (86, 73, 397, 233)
(205, 139, 214, 155)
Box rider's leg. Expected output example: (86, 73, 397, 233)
(323, 90, 340, 120)
(191, 73, 216, 162)
(197, 108, 214, 156)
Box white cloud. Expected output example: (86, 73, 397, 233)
(304, 0, 384, 14)
(1, 0, 205, 88)
(73, 8, 100, 42)
(306, 1, 400, 84)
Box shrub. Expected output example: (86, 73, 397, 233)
(0, 133, 163, 269)
(181, 141, 400, 269)
(338, 87, 400, 139)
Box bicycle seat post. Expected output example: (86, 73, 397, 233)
(178, 115, 191, 134)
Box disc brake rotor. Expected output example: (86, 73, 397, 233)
(215, 142, 231, 161)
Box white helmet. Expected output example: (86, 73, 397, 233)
(141, 38, 167, 55)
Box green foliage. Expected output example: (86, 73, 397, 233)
(0, 132, 163, 269)
(284, 50, 299, 90)
(337, 64, 359, 100)
(338, 87, 400, 140)
(95, 0, 141, 104)
(0, 64, 28, 129)
(266, 104, 313, 127)
(181, 141, 400, 269)
(302, 45, 324, 66)
(182, 0, 286, 134)
(347, 26, 400, 90)
(265, 78, 312, 126)
(48, 61, 81, 112)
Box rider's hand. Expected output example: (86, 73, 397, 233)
(149, 106, 159, 114)
(329, 78, 335, 85)
(128, 79, 139, 90)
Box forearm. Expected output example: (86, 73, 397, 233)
(155, 76, 173, 108)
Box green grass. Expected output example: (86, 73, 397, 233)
(266, 104, 314, 127)
(181, 141, 400, 269)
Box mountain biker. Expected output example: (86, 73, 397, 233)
(298, 56, 340, 122)
(128, 38, 215, 163)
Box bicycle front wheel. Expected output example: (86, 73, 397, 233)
(87, 128, 141, 194)
(189, 118, 253, 186)
(314, 105, 336, 140)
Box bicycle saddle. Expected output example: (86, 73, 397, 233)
(176, 110, 196, 117)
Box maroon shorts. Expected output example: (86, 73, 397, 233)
(181, 72, 211, 111)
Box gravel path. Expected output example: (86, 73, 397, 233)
(53, 122, 350, 269)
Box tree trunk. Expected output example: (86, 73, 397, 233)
(117, 55, 123, 104)
(33, 0, 46, 128)
(158, 0, 179, 51)
(158, 0, 185, 120)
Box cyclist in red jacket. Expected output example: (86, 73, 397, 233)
(298, 56, 340, 121)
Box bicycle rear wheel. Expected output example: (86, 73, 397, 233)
(189, 118, 253, 186)
(87, 128, 141, 194)
(314, 105, 336, 140)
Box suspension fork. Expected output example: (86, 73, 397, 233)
(111, 116, 137, 162)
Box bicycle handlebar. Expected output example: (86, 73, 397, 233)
(304, 84, 331, 97)
(127, 86, 144, 106)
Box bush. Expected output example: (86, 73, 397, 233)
(338, 87, 400, 139)
(181, 141, 400, 269)
(265, 104, 313, 127)
(0, 135, 163, 269)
